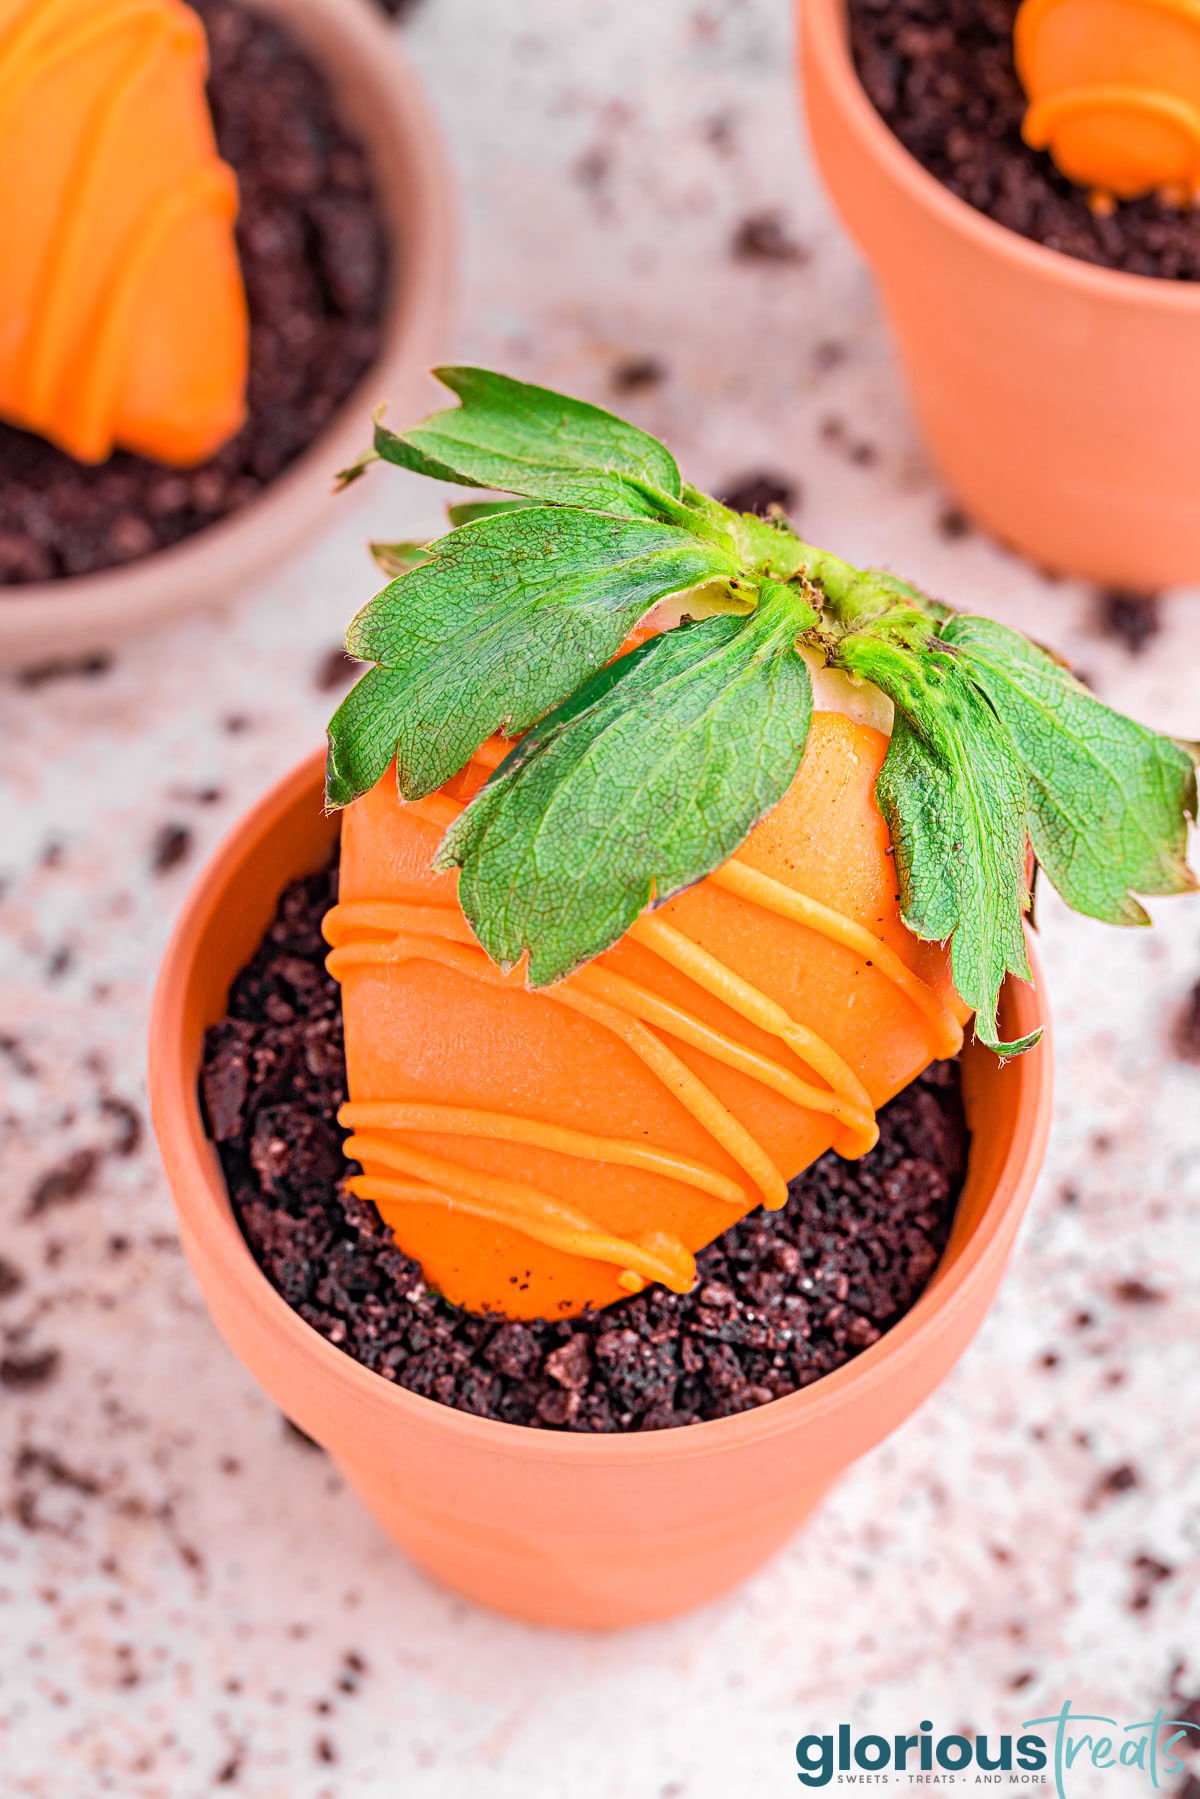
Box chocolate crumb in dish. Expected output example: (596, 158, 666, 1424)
(0, 0, 390, 587)
(1097, 590, 1162, 656)
(720, 472, 798, 518)
(847, 0, 1200, 281)
(204, 865, 970, 1433)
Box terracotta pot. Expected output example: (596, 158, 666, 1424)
(800, 0, 1200, 589)
(0, 0, 454, 669)
(150, 754, 1053, 1630)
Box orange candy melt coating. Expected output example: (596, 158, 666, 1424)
(1016, 0, 1200, 201)
(0, 0, 248, 465)
(325, 711, 970, 1322)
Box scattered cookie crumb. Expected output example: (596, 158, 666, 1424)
(150, 823, 193, 876)
(1096, 589, 1162, 656)
(731, 211, 807, 265)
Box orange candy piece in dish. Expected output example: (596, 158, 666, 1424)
(324, 710, 970, 1322)
(0, 0, 248, 465)
(1016, 0, 1200, 201)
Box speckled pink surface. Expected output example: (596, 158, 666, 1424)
(2, 3, 1200, 1795)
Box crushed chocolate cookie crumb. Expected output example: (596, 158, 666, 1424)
(939, 507, 972, 541)
(731, 211, 808, 266)
(847, 0, 1200, 281)
(1089, 1462, 1141, 1507)
(101, 1096, 144, 1159)
(0, 0, 390, 588)
(12, 652, 113, 686)
(204, 865, 970, 1433)
(1129, 1553, 1174, 1612)
(0, 1348, 62, 1391)
(0, 1258, 24, 1301)
(1112, 1277, 1167, 1306)
(610, 356, 668, 393)
(1097, 590, 1162, 656)
(720, 472, 798, 518)
(150, 823, 193, 876)
(27, 1148, 99, 1217)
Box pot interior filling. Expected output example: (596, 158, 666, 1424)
(202, 862, 970, 1434)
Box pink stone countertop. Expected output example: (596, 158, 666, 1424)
(2, 3, 1199, 1796)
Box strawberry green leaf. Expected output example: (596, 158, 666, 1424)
(445, 499, 532, 527)
(368, 540, 429, 578)
(435, 585, 816, 985)
(941, 614, 1198, 925)
(366, 367, 687, 521)
(325, 507, 739, 809)
(839, 636, 1037, 1056)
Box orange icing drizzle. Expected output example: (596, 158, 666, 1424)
(0, 0, 247, 463)
(322, 751, 960, 1294)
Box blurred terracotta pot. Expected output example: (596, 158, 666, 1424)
(150, 754, 1052, 1630)
(0, 0, 454, 668)
(800, 0, 1200, 588)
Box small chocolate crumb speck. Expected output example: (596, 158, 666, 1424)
(0, 1348, 62, 1390)
(1112, 1278, 1167, 1306)
(0, 1258, 24, 1301)
(1090, 1462, 1141, 1506)
(939, 507, 972, 541)
(101, 1095, 143, 1158)
(731, 211, 807, 265)
(14, 653, 112, 688)
(27, 1147, 98, 1217)
(611, 356, 667, 393)
(1097, 590, 1162, 657)
(150, 823, 193, 876)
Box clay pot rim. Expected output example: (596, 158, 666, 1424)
(150, 750, 1054, 1468)
(806, 0, 1200, 310)
(0, 0, 455, 668)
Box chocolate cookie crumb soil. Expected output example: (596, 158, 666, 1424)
(846, 0, 1200, 281)
(203, 864, 970, 1433)
(0, 0, 390, 587)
